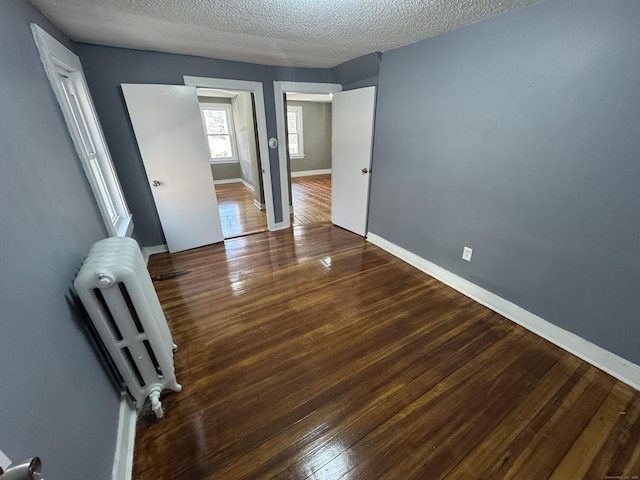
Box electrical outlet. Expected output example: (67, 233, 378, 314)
(462, 247, 473, 261)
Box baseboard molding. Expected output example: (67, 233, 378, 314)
(213, 178, 242, 185)
(112, 395, 137, 480)
(291, 169, 332, 177)
(142, 244, 168, 264)
(289, 205, 294, 215)
(366, 232, 640, 391)
(253, 199, 266, 211)
(240, 178, 255, 192)
(273, 220, 289, 231)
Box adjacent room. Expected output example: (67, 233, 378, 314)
(2, 0, 639, 479)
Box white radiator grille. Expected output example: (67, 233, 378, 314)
(74, 237, 181, 418)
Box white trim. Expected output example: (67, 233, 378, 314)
(366, 232, 640, 391)
(184, 76, 275, 232)
(199, 102, 239, 161)
(142, 244, 168, 264)
(213, 178, 243, 185)
(289, 205, 294, 215)
(274, 82, 342, 231)
(209, 159, 239, 165)
(286, 105, 304, 158)
(240, 178, 254, 191)
(0, 449, 11, 470)
(253, 199, 266, 211)
(274, 220, 289, 231)
(111, 396, 137, 480)
(32, 24, 133, 238)
(291, 169, 332, 177)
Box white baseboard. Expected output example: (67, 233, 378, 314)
(240, 178, 255, 192)
(274, 220, 289, 231)
(291, 169, 332, 177)
(112, 395, 137, 480)
(253, 199, 266, 211)
(366, 232, 640, 391)
(289, 205, 294, 215)
(213, 178, 242, 185)
(142, 244, 168, 264)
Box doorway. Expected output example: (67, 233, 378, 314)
(274, 82, 342, 230)
(285, 92, 333, 226)
(196, 87, 267, 238)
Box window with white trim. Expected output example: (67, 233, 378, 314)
(32, 24, 132, 237)
(287, 105, 304, 158)
(199, 103, 238, 162)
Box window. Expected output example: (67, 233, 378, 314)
(199, 103, 238, 162)
(287, 105, 304, 158)
(32, 24, 132, 237)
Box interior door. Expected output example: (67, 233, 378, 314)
(121, 84, 224, 253)
(331, 86, 377, 236)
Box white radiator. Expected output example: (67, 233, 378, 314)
(74, 237, 181, 418)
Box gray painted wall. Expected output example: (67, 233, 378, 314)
(211, 162, 241, 180)
(0, 1, 120, 478)
(369, 0, 640, 364)
(75, 43, 335, 246)
(332, 52, 381, 90)
(287, 101, 332, 173)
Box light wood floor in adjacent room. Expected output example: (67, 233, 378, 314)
(215, 174, 332, 238)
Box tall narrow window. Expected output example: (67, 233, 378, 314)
(287, 105, 304, 158)
(32, 24, 132, 237)
(199, 103, 238, 161)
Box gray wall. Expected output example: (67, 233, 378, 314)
(332, 52, 381, 90)
(369, 0, 640, 364)
(76, 43, 335, 246)
(211, 162, 241, 181)
(287, 100, 332, 173)
(0, 1, 120, 478)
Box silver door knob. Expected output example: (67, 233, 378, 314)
(361, 168, 369, 174)
(152, 180, 162, 187)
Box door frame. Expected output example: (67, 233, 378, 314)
(273, 81, 342, 229)
(185, 76, 276, 231)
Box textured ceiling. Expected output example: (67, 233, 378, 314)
(28, 0, 540, 68)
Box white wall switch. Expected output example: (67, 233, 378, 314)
(462, 246, 473, 261)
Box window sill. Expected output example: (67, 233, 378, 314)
(115, 215, 134, 238)
(290, 154, 305, 160)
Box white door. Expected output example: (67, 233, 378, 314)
(122, 84, 224, 253)
(331, 86, 377, 236)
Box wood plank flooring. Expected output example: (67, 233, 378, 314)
(214, 182, 267, 238)
(136, 223, 640, 480)
(291, 174, 331, 225)
(215, 174, 331, 238)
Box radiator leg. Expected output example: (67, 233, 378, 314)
(149, 387, 164, 419)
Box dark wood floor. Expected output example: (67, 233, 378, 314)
(137, 222, 640, 479)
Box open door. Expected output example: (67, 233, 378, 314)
(331, 86, 377, 236)
(122, 84, 224, 253)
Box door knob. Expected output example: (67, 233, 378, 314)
(361, 168, 369, 174)
(152, 180, 162, 187)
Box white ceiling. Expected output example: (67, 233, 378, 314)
(28, 0, 540, 68)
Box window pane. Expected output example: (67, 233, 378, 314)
(287, 111, 298, 134)
(208, 134, 233, 158)
(203, 109, 229, 135)
(288, 133, 298, 155)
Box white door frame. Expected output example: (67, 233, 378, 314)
(184, 76, 276, 231)
(273, 81, 342, 229)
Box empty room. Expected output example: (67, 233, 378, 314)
(1, 0, 639, 479)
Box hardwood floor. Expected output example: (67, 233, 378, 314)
(214, 182, 267, 238)
(137, 223, 640, 479)
(214, 174, 330, 239)
(291, 174, 331, 226)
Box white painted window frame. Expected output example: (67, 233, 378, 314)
(31, 24, 133, 237)
(199, 102, 239, 163)
(286, 105, 304, 159)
